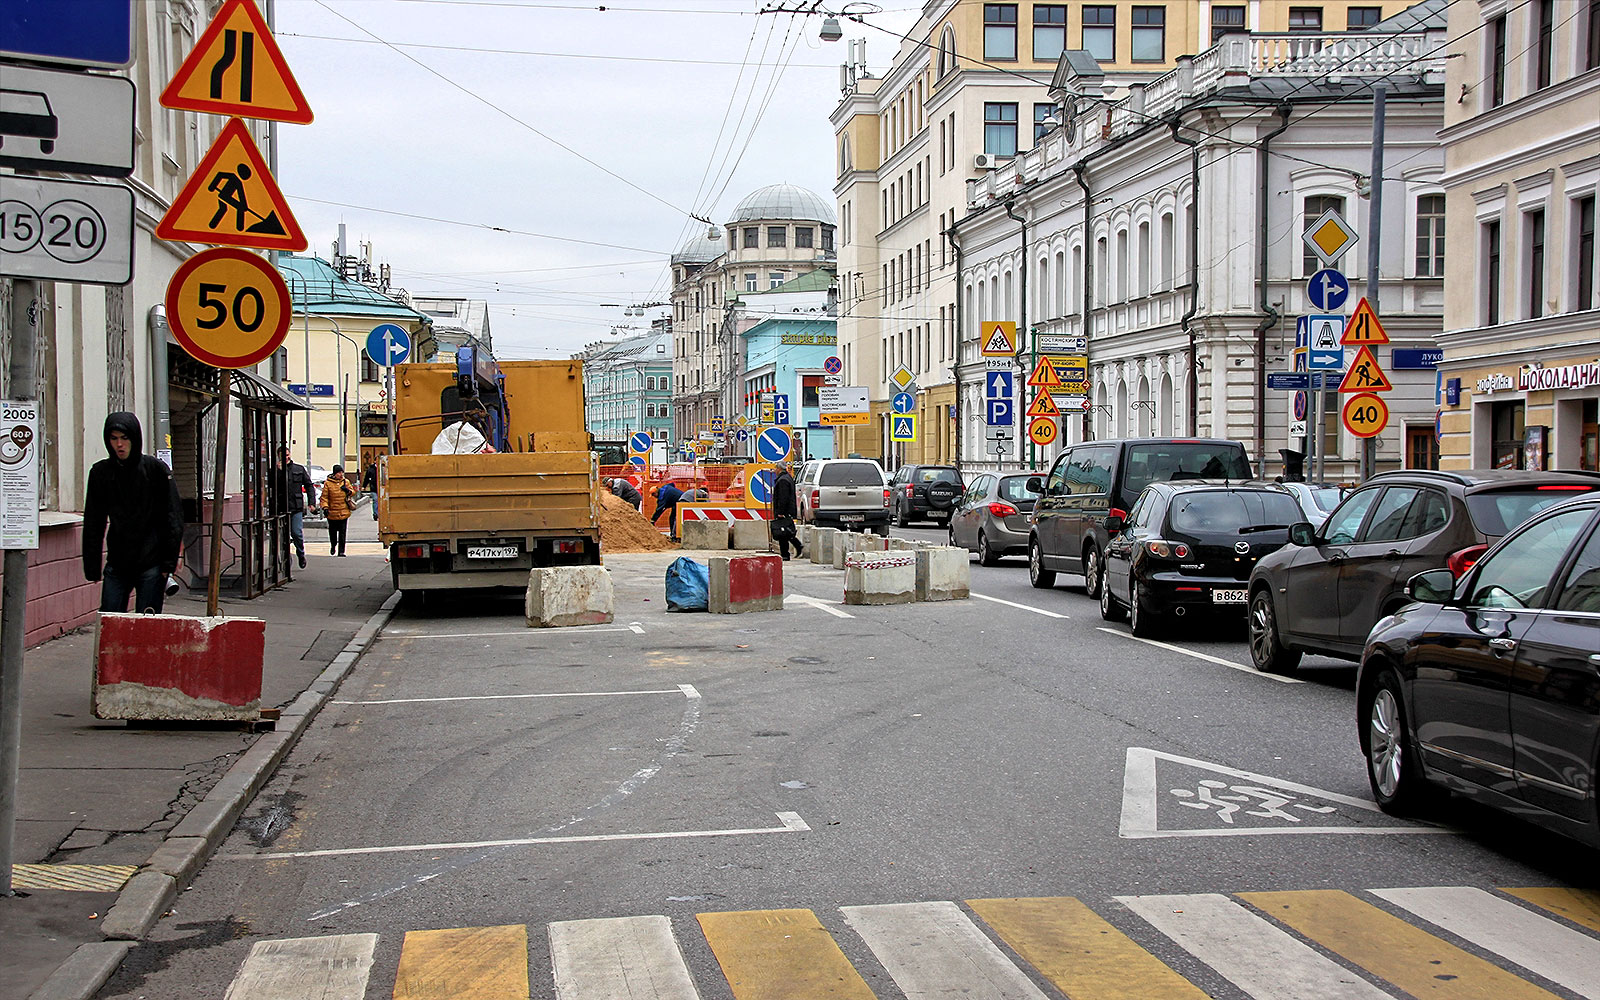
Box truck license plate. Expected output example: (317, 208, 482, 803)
(466, 545, 519, 559)
(841, 514, 864, 523)
(1211, 588, 1248, 604)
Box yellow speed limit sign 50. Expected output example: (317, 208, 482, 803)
(1342, 392, 1389, 438)
(165, 248, 291, 369)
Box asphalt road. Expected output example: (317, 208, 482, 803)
(97, 532, 1600, 999)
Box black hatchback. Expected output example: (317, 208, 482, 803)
(1100, 481, 1304, 636)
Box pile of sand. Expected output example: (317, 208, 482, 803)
(599, 490, 677, 553)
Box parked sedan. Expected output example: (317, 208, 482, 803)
(1100, 481, 1304, 635)
(948, 471, 1041, 565)
(1356, 492, 1600, 847)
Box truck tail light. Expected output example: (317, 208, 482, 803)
(811, 489, 820, 508)
(1448, 544, 1488, 578)
(987, 502, 1018, 517)
(431, 543, 451, 555)
(882, 489, 891, 507)
(1145, 540, 1190, 559)
(396, 543, 427, 559)
(904, 484, 915, 497)
(553, 540, 582, 554)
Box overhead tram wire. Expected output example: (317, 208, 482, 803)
(288, 195, 674, 254)
(704, 13, 808, 213)
(279, 32, 840, 68)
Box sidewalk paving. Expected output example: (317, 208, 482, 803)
(2, 510, 394, 1000)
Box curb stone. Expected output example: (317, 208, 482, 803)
(26, 591, 400, 1000)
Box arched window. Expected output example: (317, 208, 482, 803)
(1115, 228, 1129, 301)
(839, 134, 852, 175)
(1136, 222, 1151, 297)
(1159, 213, 1175, 291)
(1137, 375, 1152, 435)
(937, 25, 957, 77)
(1054, 250, 1067, 316)
(1116, 380, 1129, 438)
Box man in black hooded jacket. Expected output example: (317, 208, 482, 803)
(83, 413, 184, 613)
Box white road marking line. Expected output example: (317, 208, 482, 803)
(1119, 894, 1391, 1000)
(629, 623, 646, 633)
(550, 915, 702, 1000)
(972, 593, 1068, 618)
(843, 901, 1049, 999)
(1096, 627, 1303, 683)
(1372, 887, 1600, 997)
(380, 626, 643, 640)
(786, 593, 855, 618)
(225, 812, 810, 861)
(222, 933, 377, 1000)
(333, 688, 685, 706)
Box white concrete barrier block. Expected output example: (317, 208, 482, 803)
(915, 546, 972, 601)
(844, 551, 917, 605)
(813, 526, 839, 564)
(730, 519, 770, 551)
(526, 565, 615, 627)
(681, 519, 730, 550)
(832, 533, 856, 570)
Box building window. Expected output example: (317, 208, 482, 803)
(360, 350, 380, 383)
(937, 25, 957, 76)
(822, 225, 835, 252)
(1211, 4, 1245, 41)
(1131, 7, 1165, 62)
(1492, 399, 1525, 469)
(743, 226, 759, 249)
(1490, 15, 1507, 107)
(984, 102, 1018, 157)
(1578, 195, 1596, 311)
(1347, 6, 1380, 30)
(1406, 427, 1440, 469)
(1033, 5, 1067, 60)
(983, 4, 1017, 60)
(1033, 103, 1058, 141)
(1082, 6, 1115, 61)
(1485, 220, 1502, 325)
(768, 226, 787, 248)
(1589, 0, 1600, 71)
(1302, 195, 1346, 273)
(769, 272, 785, 289)
(795, 227, 814, 248)
(745, 272, 758, 292)
(1527, 208, 1546, 319)
(1536, 0, 1555, 89)
(1415, 194, 1445, 277)
(1287, 7, 1322, 31)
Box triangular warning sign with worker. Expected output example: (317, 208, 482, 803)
(1027, 356, 1063, 388)
(160, 0, 314, 124)
(1340, 298, 1390, 346)
(156, 118, 307, 251)
(980, 322, 1017, 356)
(1026, 391, 1061, 418)
(1338, 345, 1394, 393)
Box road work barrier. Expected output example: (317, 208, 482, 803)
(93, 614, 265, 721)
(680, 519, 731, 550)
(730, 519, 770, 551)
(526, 565, 615, 627)
(708, 554, 783, 614)
(811, 527, 838, 565)
(844, 551, 916, 605)
(916, 546, 971, 602)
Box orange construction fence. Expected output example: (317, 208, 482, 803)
(598, 463, 747, 500)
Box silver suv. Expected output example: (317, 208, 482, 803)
(798, 459, 890, 535)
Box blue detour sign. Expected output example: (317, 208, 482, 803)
(629, 431, 652, 453)
(756, 426, 791, 462)
(749, 468, 775, 504)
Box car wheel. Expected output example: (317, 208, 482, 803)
(948, 523, 960, 549)
(1082, 545, 1103, 600)
(1248, 589, 1302, 674)
(1129, 581, 1157, 636)
(895, 502, 910, 528)
(1365, 669, 1429, 814)
(978, 531, 1001, 567)
(1099, 572, 1126, 621)
(1028, 539, 1056, 589)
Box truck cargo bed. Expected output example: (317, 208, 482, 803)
(380, 452, 599, 541)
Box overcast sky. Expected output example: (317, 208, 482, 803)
(274, 0, 919, 359)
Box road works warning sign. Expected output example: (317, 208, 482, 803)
(156, 118, 306, 251)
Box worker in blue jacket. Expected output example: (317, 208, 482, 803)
(651, 482, 684, 541)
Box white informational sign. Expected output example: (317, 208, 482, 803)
(0, 176, 134, 285)
(1289, 420, 1308, 437)
(818, 385, 869, 413)
(1038, 334, 1087, 354)
(1, 400, 42, 549)
(0, 64, 136, 176)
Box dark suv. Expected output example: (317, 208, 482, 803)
(1027, 438, 1253, 597)
(888, 464, 963, 526)
(1246, 468, 1600, 673)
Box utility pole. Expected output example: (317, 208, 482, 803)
(1363, 83, 1386, 482)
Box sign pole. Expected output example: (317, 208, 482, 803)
(207, 373, 232, 617)
(1362, 83, 1386, 482)
(386, 366, 395, 455)
(1312, 377, 1324, 483)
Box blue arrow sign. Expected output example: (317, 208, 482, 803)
(891, 391, 916, 413)
(1308, 349, 1346, 370)
(366, 324, 411, 366)
(628, 455, 646, 469)
(736, 428, 749, 442)
(1307, 269, 1351, 311)
(1295, 315, 1311, 350)
(756, 426, 791, 463)
(985, 398, 1013, 426)
(629, 431, 653, 453)
(749, 469, 775, 504)
(985, 370, 1014, 397)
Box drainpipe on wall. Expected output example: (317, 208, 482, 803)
(1170, 116, 1202, 438)
(1003, 198, 1029, 468)
(1071, 162, 1094, 441)
(1254, 104, 1293, 475)
(148, 306, 172, 466)
(946, 221, 964, 470)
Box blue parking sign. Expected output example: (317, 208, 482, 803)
(986, 398, 1013, 425)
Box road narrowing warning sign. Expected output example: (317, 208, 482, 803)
(156, 118, 306, 251)
(1027, 356, 1063, 388)
(1340, 297, 1389, 345)
(159, 0, 314, 124)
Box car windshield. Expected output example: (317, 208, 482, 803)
(1466, 487, 1598, 536)
(1122, 443, 1252, 505)
(999, 476, 1040, 503)
(917, 468, 960, 484)
(1167, 490, 1303, 536)
(819, 462, 882, 486)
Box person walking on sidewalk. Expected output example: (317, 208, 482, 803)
(770, 462, 802, 561)
(82, 412, 184, 613)
(319, 465, 359, 556)
(280, 447, 316, 568)
(362, 461, 379, 520)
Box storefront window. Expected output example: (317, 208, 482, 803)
(1492, 399, 1525, 469)
(1582, 399, 1598, 471)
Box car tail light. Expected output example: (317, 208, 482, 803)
(987, 501, 1018, 517)
(811, 489, 820, 507)
(1537, 485, 1591, 490)
(883, 488, 891, 507)
(905, 484, 915, 497)
(1447, 544, 1488, 578)
(396, 543, 427, 559)
(553, 540, 582, 554)
(1146, 540, 1191, 559)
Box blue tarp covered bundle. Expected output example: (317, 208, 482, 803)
(665, 556, 709, 612)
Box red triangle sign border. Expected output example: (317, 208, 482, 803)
(160, 0, 314, 124)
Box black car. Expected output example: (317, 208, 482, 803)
(888, 464, 963, 526)
(1099, 482, 1304, 635)
(1356, 492, 1600, 847)
(1027, 437, 1253, 598)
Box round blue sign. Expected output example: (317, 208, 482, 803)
(629, 431, 653, 453)
(736, 428, 749, 442)
(756, 426, 791, 463)
(366, 324, 411, 366)
(628, 455, 646, 469)
(891, 391, 916, 414)
(823, 355, 843, 375)
(1293, 390, 1308, 420)
(1307, 269, 1350, 311)
(749, 469, 775, 504)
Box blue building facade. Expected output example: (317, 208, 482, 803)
(741, 317, 838, 460)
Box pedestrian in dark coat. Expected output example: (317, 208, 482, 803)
(362, 462, 379, 520)
(651, 482, 684, 540)
(279, 447, 316, 568)
(83, 412, 184, 613)
(770, 463, 801, 560)
(609, 478, 643, 510)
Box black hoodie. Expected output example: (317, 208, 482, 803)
(83, 412, 184, 582)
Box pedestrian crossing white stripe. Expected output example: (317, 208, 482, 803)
(335, 688, 684, 706)
(842, 901, 1050, 1000)
(1117, 893, 1392, 1000)
(550, 915, 702, 1000)
(222, 933, 377, 1000)
(1372, 886, 1600, 998)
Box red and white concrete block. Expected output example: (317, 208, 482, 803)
(708, 554, 784, 614)
(93, 614, 266, 722)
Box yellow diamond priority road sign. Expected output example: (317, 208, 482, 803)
(1302, 207, 1357, 266)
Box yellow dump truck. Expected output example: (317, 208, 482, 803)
(378, 353, 600, 596)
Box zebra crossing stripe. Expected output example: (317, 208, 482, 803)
(969, 896, 1209, 999)
(1240, 890, 1566, 1000)
(549, 915, 701, 1000)
(841, 901, 1049, 999)
(696, 909, 875, 1000)
(222, 934, 377, 1000)
(1116, 893, 1391, 1000)
(1503, 887, 1600, 935)
(393, 924, 529, 999)
(1371, 887, 1600, 998)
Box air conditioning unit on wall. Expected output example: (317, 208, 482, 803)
(974, 153, 998, 169)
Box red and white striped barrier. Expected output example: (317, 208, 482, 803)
(678, 503, 771, 522)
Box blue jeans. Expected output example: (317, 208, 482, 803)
(289, 511, 305, 556)
(101, 564, 166, 614)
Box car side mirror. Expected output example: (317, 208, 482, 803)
(1026, 476, 1043, 494)
(1406, 568, 1456, 604)
(1104, 514, 1126, 533)
(1288, 521, 1319, 546)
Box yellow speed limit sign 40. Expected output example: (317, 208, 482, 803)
(1028, 416, 1058, 447)
(165, 248, 291, 369)
(1342, 392, 1389, 438)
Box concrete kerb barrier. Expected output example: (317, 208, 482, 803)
(811, 526, 838, 565)
(730, 519, 770, 551)
(526, 565, 615, 627)
(92, 614, 266, 722)
(832, 532, 858, 570)
(844, 551, 917, 605)
(916, 546, 972, 602)
(708, 554, 784, 613)
(680, 518, 731, 550)
(30, 593, 403, 1000)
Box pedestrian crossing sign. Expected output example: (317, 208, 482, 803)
(890, 414, 918, 442)
(156, 118, 306, 251)
(980, 321, 1018, 357)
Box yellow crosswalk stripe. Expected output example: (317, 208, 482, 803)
(1240, 889, 1565, 1000)
(969, 896, 1210, 1000)
(10, 863, 137, 892)
(1502, 887, 1600, 935)
(697, 909, 876, 1000)
(392, 924, 528, 1000)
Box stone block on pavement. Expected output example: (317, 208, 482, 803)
(93, 614, 265, 722)
(526, 565, 614, 627)
(916, 546, 972, 601)
(844, 551, 917, 605)
(681, 519, 730, 550)
(708, 554, 784, 613)
(812, 526, 837, 564)
(730, 519, 770, 551)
